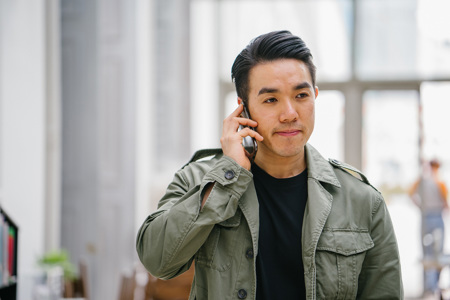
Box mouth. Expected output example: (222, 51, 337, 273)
(275, 129, 302, 137)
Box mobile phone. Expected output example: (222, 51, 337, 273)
(239, 104, 258, 157)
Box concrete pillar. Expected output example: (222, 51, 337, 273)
(60, 0, 136, 299)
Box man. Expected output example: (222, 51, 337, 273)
(136, 30, 403, 299)
(409, 159, 448, 296)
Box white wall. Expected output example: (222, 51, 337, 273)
(0, 0, 47, 299)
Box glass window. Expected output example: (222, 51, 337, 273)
(309, 90, 345, 161)
(421, 81, 450, 185)
(356, 0, 418, 79)
(362, 90, 420, 191)
(362, 91, 422, 298)
(356, 0, 450, 80)
(215, 0, 352, 82)
(416, 1, 450, 79)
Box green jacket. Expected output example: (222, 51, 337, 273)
(136, 144, 403, 299)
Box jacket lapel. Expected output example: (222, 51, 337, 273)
(302, 144, 341, 298)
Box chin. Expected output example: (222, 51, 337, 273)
(277, 150, 303, 158)
(271, 145, 305, 158)
(259, 138, 307, 158)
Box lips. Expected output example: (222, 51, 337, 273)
(276, 129, 301, 137)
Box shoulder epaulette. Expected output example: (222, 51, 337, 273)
(184, 148, 223, 167)
(328, 158, 379, 192)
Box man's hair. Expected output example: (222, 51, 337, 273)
(231, 30, 316, 104)
(430, 159, 441, 168)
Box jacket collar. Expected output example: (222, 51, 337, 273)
(305, 144, 341, 188)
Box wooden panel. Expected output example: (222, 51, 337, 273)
(147, 267, 194, 300)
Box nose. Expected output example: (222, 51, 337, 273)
(279, 100, 299, 123)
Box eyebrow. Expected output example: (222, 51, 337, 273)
(257, 82, 313, 96)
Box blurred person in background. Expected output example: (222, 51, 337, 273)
(409, 159, 449, 297)
(136, 30, 403, 299)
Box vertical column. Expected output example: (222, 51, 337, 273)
(345, 0, 363, 170)
(44, 0, 62, 254)
(97, 0, 136, 298)
(60, 0, 100, 296)
(0, 0, 47, 296)
(135, 0, 155, 234)
(148, 0, 192, 210)
(60, 0, 136, 299)
(344, 84, 363, 170)
(154, 0, 191, 171)
(0, 0, 3, 206)
(190, 0, 220, 153)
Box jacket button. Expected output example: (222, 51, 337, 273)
(237, 289, 247, 299)
(245, 248, 254, 259)
(224, 170, 235, 180)
(331, 159, 341, 165)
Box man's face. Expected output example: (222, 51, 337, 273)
(244, 58, 318, 160)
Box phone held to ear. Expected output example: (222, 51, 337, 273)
(239, 104, 258, 157)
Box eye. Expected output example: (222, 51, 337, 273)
(296, 92, 309, 99)
(264, 98, 277, 103)
(295, 92, 309, 99)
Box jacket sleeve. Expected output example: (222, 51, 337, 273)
(357, 194, 404, 299)
(136, 155, 252, 279)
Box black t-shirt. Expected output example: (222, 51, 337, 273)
(252, 163, 308, 300)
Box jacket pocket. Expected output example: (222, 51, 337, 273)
(315, 229, 374, 299)
(196, 209, 242, 271)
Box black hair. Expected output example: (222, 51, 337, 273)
(231, 30, 316, 104)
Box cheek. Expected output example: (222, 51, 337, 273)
(300, 104, 315, 121)
(254, 112, 276, 131)
(300, 104, 315, 135)
(255, 121, 269, 136)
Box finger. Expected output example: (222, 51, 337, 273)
(224, 116, 257, 132)
(223, 118, 257, 136)
(229, 103, 244, 118)
(238, 127, 264, 141)
(236, 117, 258, 128)
(223, 105, 244, 131)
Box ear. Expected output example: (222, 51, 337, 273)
(314, 86, 319, 98)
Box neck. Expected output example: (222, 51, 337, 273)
(431, 169, 439, 178)
(254, 149, 306, 179)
